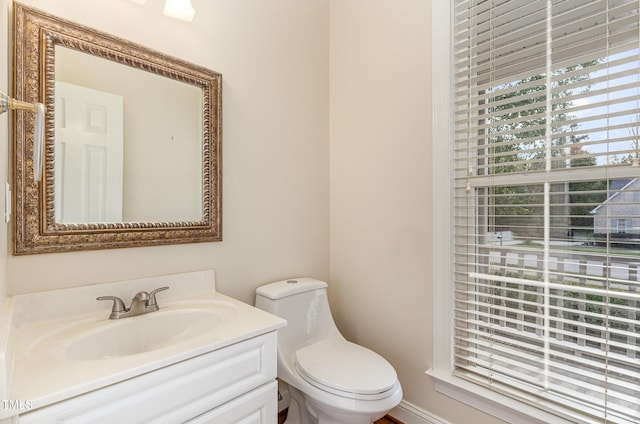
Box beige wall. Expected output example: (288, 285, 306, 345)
(2, 0, 330, 305)
(329, 1, 504, 423)
(329, 0, 431, 392)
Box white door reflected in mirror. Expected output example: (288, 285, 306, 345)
(55, 82, 124, 223)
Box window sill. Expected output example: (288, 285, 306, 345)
(426, 369, 586, 424)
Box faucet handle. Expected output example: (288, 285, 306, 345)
(148, 286, 169, 308)
(97, 296, 126, 318)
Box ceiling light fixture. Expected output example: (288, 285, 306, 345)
(163, 0, 196, 22)
(130, 0, 195, 22)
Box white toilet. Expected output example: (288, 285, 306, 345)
(255, 278, 402, 424)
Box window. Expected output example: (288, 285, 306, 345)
(435, 1, 640, 423)
(614, 218, 629, 233)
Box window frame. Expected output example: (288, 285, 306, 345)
(429, 3, 618, 423)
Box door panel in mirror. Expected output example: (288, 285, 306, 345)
(55, 81, 125, 223)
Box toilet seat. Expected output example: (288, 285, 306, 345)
(295, 337, 398, 400)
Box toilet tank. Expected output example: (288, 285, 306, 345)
(255, 278, 342, 356)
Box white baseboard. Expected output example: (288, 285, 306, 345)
(389, 400, 450, 424)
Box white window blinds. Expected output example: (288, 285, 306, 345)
(453, 1, 640, 422)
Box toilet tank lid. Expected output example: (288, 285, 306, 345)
(256, 278, 327, 299)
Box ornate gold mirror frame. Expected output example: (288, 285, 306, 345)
(13, 4, 222, 254)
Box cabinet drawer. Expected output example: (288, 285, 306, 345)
(19, 332, 277, 424)
(187, 381, 277, 424)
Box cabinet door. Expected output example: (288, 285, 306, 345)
(188, 381, 277, 424)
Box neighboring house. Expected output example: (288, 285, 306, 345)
(590, 178, 640, 235)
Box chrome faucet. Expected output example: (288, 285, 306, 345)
(97, 287, 169, 319)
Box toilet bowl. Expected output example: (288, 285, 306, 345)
(255, 278, 402, 424)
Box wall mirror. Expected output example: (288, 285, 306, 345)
(13, 4, 222, 254)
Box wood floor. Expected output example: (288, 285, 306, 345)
(278, 410, 402, 424)
(375, 416, 403, 424)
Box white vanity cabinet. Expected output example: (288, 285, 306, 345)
(0, 271, 287, 424)
(16, 332, 278, 424)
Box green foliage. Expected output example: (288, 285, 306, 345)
(486, 61, 604, 231)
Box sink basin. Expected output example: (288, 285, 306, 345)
(23, 300, 240, 361)
(66, 308, 226, 360)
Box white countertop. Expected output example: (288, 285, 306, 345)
(0, 270, 286, 419)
